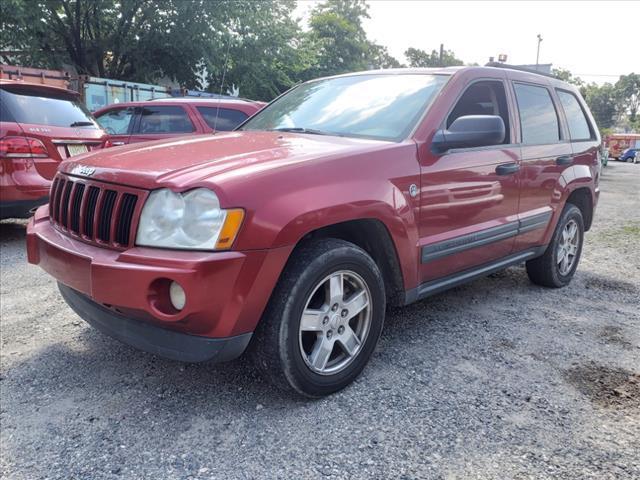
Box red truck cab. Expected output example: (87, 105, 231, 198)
(93, 98, 266, 146)
(1, 80, 109, 218)
(27, 66, 600, 397)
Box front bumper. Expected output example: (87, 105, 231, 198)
(27, 205, 292, 349)
(59, 283, 252, 362)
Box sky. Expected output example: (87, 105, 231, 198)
(293, 1, 640, 85)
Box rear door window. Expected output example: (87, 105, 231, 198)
(514, 83, 561, 145)
(556, 90, 592, 141)
(136, 106, 195, 134)
(95, 107, 135, 135)
(0, 87, 98, 128)
(196, 107, 249, 131)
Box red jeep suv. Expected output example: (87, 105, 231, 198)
(27, 67, 600, 397)
(1, 80, 109, 219)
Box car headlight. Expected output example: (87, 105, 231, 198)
(136, 188, 244, 250)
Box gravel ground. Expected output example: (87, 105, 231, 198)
(1, 162, 639, 480)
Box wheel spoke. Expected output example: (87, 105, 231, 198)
(344, 290, 369, 320)
(309, 337, 333, 371)
(328, 273, 344, 304)
(337, 326, 361, 356)
(557, 247, 566, 264)
(568, 223, 578, 241)
(301, 309, 325, 332)
(561, 254, 570, 273)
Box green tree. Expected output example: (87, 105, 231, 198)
(404, 47, 463, 68)
(615, 73, 640, 122)
(551, 68, 583, 87)
(0, 0, 305, 100)
(582, 83, 618, 130)
(302, 0, 373, 78)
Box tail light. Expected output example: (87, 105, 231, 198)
(0, 136, 49, 158)
(103, 138, 113, 149)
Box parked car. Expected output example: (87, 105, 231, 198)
(604, 133, 640, 159)
(619, 147, 638, 163)
(27, 66, 601, 397)
(1, 80, 109, 219)
(93, 98, 266, 146)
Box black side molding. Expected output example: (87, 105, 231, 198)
(421, 211, 552, 263)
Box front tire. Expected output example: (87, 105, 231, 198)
(251, 239, 386, 397)
(526, 203, 584, 288)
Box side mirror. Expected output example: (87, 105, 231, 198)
(432, 115, 505, 152)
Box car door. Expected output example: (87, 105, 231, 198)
(418, 79, 521, 282)
(128, 105, 197, 143)
(94, 106, 135, 146)
(511, 81, 573, 252)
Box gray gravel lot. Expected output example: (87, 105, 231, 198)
(1, 162, 639, 480)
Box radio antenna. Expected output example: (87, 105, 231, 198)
(213, 33, 232, 133)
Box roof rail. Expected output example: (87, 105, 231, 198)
(485, 62, 557, 79)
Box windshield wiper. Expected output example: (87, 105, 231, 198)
(69, 121, 95, 127)
(270, 127, 338, 136)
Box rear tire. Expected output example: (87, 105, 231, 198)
(526, 204, 584, 288)
(251, 238, 386, 397)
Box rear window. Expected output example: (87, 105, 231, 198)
(0, 87, 98, 128)
(514, 83, 560, 145)
(196, 107, 248, 131)
(137, 106, 195, 134)
(557, 90, 592, 141)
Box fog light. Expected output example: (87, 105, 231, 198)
(169, 281, 186, 310)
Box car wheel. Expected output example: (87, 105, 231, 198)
(526, 203, 584, 288)
(250, 238, 385, 397)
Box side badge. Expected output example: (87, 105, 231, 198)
(409, 184, 418, 198)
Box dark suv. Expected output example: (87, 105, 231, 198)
(27, 66, 600, 397)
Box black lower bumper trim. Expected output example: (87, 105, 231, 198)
(0, 196, 48, 219)
(59, 283, 252, 363)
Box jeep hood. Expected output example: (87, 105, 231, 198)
(60, 131, 389, 190)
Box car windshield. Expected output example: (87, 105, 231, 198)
(240, 73, 449, 142)
(0, 86, 99, 128)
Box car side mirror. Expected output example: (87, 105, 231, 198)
(432, 115, 505, 152)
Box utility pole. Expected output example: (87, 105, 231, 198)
(536, 34, 543, 70)
(439, 43, 444, 67)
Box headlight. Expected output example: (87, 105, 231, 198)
(136, 188, 244, 250)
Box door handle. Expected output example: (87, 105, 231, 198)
(495, 163, 520, 175)
(556, 155, 573, 166)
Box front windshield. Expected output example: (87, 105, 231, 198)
(240, 73, 449, 142)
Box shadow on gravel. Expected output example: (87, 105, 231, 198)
(564, 362, 640, 411)
(0, 220, 28, 243)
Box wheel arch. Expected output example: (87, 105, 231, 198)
(565, 186, 594, 231)
(295, 219, 407, 308)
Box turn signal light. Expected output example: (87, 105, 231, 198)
(0, 136, 48, 158)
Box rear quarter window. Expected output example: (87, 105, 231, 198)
(196, 107, 249, 131)
(514, 83, 561, 145)
(557, 90, 593, 141)
(137, 106, 195, 134)
(0, 87, 98, 128)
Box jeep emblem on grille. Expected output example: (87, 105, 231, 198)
(74, 165, 96, 177)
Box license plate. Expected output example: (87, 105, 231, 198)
(67, 144, 89, 157)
